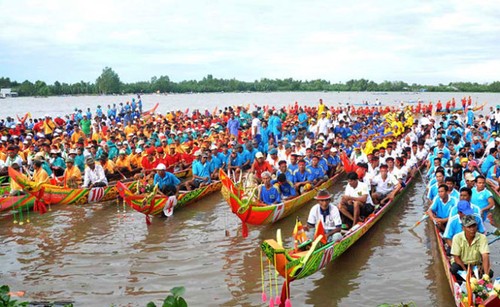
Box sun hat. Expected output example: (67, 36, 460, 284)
(314, 189, 332, 200)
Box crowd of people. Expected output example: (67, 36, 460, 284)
(1, 96, 498, 230)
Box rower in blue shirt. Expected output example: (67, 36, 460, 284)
(259, 171, 281, 205)
(184, 152, 211, 191)
(307, 155, 327, 186)
(272, 173, 297, 200)
(443, 199, 485, 247)
(154, 163, 180, 196)
(427, 184, 457, 231)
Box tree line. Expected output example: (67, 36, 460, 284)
(1, 67, 500, 97)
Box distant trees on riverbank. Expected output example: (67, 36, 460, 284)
(1, 67, 500, 97)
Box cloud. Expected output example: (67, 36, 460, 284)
(0, 0, 499, 84)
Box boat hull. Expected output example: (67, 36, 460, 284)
(261, 162, 423, 281)
(220, 169, 343, 227)
(116, 180, 222, 216)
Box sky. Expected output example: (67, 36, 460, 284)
(1, 0, 500, 85)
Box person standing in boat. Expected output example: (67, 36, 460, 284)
(82, 157, 108, 188)
(450, 215, 492, 282)
(303, 189, 342, 243)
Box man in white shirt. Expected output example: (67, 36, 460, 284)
(304, 189, 343, 243)
(251, 111, 262, 144)
(371, 164, 401, 206)
(338, 172, 374, 228)
(83, 157, 108, 188)
(317, 112, 331, 136)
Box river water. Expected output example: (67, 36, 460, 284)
(0, 92, 499, 306)
(1, 91, 499, 119)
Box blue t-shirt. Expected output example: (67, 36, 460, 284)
(430, 196, 457, 219)
(443, 213, 485, 240)
(307, 165, 325, 181)
(293, 169, 313, 183)
(271, 180, 297, 198)
(260, 185, 282, 205)
(154, 172, 181, 189)
(192, 160, 211, 183)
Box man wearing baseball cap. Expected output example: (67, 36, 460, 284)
(450, 214, 491, 282)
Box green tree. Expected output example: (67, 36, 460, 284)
(17, 80, 35, 96)
(96, 67, 121, 94)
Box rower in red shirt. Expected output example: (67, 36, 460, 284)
(141, 147, 158, 171)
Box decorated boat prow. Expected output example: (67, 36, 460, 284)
(116, 180, 222, 224)
(260, 161, 424, 304)
(220, 169, 343, 238)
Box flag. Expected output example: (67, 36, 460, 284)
(292, 217, 308, 250)
(314, 220, 327, 244)
(466, 265, 472, 307)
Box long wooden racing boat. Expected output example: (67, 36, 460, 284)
(0, 194, 35, 214)
(434, 103, 486, 116)
(116, 180, 222, 223)
(220, 169, 344, 237)
(431, 216, 467, 306)
(260, 162, 424, 301)
(7, 166, 191, 207)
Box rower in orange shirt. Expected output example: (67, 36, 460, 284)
(98, 153, 115, 177)
(71, 125, 86, 143)
(62, 158, 82, 188)
(33, 159, 50, 184)
(115, 150, 133, 172)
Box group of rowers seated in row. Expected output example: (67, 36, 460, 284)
(426, 170, 494, 284)
(258, 158, 412, 234)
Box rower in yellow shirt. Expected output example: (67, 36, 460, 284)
(98, 153, 115, 176)
(124, 122, 138, 136)
(71, 125, 86, 143)
(129, 148, 143, 169)
(115, 150, 132, 172)
(62, 158, 82, 188)
(33, 159, 50, 184)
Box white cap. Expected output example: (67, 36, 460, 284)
(210, 144, 218, 150)
(496, 137, 500, 142)
(36, 132, 45, 138)
(255, 152, 264, 159)
(331, 148, 338, 153)
(194, 150, 202, 157)
(156, 163, 166, 170)
(135, 148, 143, 153)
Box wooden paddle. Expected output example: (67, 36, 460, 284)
(409, 214, 429, 230)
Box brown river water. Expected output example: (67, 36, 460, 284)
(1, 176, 498, 306)
(0, 92, 499, 306)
